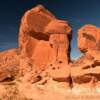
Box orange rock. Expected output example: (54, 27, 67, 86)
(0, 5, 100, 99)
(18, 5, 72, 84)
(0, 49, 20, 82)
(78, 25, 100, 54)
(71, 55, 100, 88)
(71, 24, 100, 89)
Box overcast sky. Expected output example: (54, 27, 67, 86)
(0, 0, 100, 59)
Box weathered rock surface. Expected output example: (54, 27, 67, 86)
(0, 5, 72, 86)
(0, 4, 100, 100)
(0, 49, 20, 82)
(18, 5, 72, 84)
(78, 25, 100, 56)
(71, 25, 100, 89)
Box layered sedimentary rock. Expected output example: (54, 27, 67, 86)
(71, 25, 100, 88)
(19, 5, 72, 84)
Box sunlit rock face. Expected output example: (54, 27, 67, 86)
(78, 25, 100, 58)
(0, 5, 72, 86)
(71, 25, 100, 89)
(18, 5, 72, 85)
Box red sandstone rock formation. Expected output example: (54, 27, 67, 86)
(18, 5, 72, 84)
(0, 5, 72, 86)
(0, 49, 20, 82)
(71, 25, 100, 89)
(0, 5, 100, 100)
(78, 25, 100, 59)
